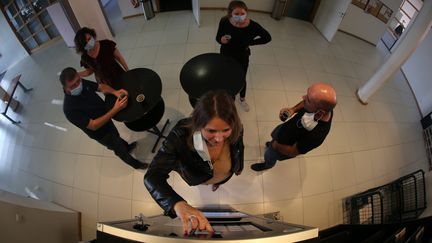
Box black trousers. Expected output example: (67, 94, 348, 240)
(98, 130, 141, 169)
(221, 49, 250, 99)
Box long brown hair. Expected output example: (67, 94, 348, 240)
(185, 90, 242, 149)
(225, 0, 248, 18)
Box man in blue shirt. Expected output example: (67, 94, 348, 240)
(60, 67, 148, 169)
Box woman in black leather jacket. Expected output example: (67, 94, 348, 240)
(144, 90, 244, 235)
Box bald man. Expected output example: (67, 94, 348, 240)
(251, 83, 337, 171)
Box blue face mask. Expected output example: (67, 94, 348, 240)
(84, 37, 95, 51)
(232, 14, 246, 23)
(70, 81, 83, 96)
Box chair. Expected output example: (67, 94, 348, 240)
(124, 98, 169, 153)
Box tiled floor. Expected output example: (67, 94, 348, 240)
(0, 2, 429, 241)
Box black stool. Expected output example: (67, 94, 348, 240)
(125, 99, 170, 153)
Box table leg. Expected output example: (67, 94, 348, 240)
(17, 81, 33, 93)
(2, 112, 20, 124)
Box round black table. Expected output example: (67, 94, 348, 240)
(180, 53, 245, 105)
(106, 68, 162, 123)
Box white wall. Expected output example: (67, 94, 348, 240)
(47, 3, 76, 48)
(116, 0, 273, 19)
(339, 0, 403, 45)
(200, 0, 273, 12)
(0, 190, 80, 243)
(117, 0, 157, 18)
(0, 12, 28, 73)
(101, 0, 111, 7)
(402, 29, 432, 117)
(69, 0, 113, 40)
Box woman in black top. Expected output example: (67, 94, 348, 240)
(216, 0, 271, 112)
(144, 90, 244, 235)
(74, 27, 129, 85)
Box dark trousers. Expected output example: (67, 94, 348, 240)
(238, 56, 249, 99)
(263, 124, 292, 169)
(98, 131, 141, 169)
(222, 50, 250, 99)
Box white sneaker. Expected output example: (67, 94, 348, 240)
(239, 98, 250, 112)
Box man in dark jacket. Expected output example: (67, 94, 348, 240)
(60, 67, 148, 169)
(251, 83, 337, 171)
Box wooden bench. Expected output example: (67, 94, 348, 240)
(0, 74, 33, 124)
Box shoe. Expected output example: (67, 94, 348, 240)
(136, 162, 149, 170)
(265, 141, 271, 148)
(251, 162, 269, 172)
(239, 98, 250, 112)
(128, 142, 137, 153)
(212, 184, 220, 192)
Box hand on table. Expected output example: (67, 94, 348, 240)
(173, 201, 214, 236)
(115, 89, 128, 98)
(112, 95, 128, 113)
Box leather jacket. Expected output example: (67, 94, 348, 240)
(144, 118, 244, 218)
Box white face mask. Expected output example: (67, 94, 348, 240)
(84, 37, 96, 51)
(70, 81, 83, 96)
(232, 14, 246, 23)
(300, 112, 319, 131)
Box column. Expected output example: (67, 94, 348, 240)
(356, 0, 432, 104)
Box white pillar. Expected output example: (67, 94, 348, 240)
(356, 0, 432, 104)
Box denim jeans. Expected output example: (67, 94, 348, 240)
(263, 124, 292, 169)
(98, 131, 142, 169)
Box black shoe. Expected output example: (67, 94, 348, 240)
(128, 142, 137, 153)
(251, 163, 270, 172)
(136, 162, 149, 170)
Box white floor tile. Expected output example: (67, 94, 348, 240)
(329, 153, 356, 190)
(72, 189, 98, 228)
(303, 192, 334, 229)
(74, 155, 102, 193)
(220, 161, 263, 204)
(299, 156, 333, 197)
(263, 157, 302, 201)
(99, 157, 134, 199)
(264, 198, 303, 225)
(0, 9, 426, 232)
(98, 195, 132, 222)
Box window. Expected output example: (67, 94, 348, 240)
(381, 0, 423, 51)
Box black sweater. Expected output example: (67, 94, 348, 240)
(216, 17, 271, 55)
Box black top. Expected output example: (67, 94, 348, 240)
(144, 118, 244, 218)
(216, 17, 271, 56)
(63, 79, 116, 141)
(180, 53, 245, 98)
(80, 39, 125, 85)
(277, 108, 333, 154)
(105, 68, 162, 122)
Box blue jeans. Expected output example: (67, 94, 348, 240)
(263, 124, 292, 168)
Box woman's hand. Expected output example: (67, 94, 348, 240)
(112, 95, 128, 113)
(115, 89, 128, 98)
(221, 35, 231, 44)
(173, 201, 214, 235)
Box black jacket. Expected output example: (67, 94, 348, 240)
(144, 118, 244, 218)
